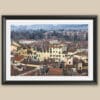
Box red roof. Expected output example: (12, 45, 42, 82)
(13, 55, 24, 61)
(48, 68, 63, 75)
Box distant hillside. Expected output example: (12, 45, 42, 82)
(11, 24, 88, 32)
(11, 24, 88, 41)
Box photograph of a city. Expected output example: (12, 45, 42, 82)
(11, 24, 88, 76)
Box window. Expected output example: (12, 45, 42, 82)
(34, 56, 37, 59)
(49, 49, 52, 53)
(69, 61, 71, 64)
(50, 51, 52, 53)
(53, 55, 55, 57)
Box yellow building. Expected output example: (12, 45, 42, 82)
(11, 41, 21, 52)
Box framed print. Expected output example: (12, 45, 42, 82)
(2, 15, 97, 85)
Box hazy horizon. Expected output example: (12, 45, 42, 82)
(11, 24, 88, 31)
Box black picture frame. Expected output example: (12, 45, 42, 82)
(2, 15, 97, 85)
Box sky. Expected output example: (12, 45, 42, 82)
(11, 24, 88, 31)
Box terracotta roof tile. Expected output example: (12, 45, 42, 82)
(48, 68, 63, 75)
(14, 55, 24, 61)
